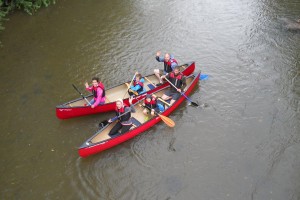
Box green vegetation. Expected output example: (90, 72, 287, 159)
(0, 0, 55, 32)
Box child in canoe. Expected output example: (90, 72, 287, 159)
(142, 94, 164, 117)
(128, 73, 146, 96)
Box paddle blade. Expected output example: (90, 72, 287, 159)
(190, 101, 199, 107)
(158, 114, 175, 127)
(200, 74, 208, 80)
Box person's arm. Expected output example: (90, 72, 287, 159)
(128, 96, 136, 113)
(181, 77, 187, 91)
(156, 56, 164, 62)
(155, 51, 164, 62)
(130, 84, 141, 91)
(171, 62, 178, 70)
(129, 104, 136, 113)
(162, 73, 170, 80)
(85, 82, 93, 92)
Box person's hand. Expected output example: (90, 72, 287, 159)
(161, 75, 166, 79)
(108, 119, 112, 123)
(177, 88, 181, 93)
(142, 103, 145, 106)
(156, 51, 161, 57)
(91, 104, 95, 108)
(85, 82, 89, 88)
(135, 71, 139, 75)
(129, 96, 133, 105)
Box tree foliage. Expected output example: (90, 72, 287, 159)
(0, 0, 55, 33)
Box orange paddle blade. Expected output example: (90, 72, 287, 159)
(157, 113, 175, 127)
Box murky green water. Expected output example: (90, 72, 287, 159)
(0, 0, 299, 199)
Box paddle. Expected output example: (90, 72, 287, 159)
(144, 76, 156, 88)
(72, 84, 91, 106)
(158, 97, 171, 107)
(200, 74, 208, 80)
(123, 72, 138, 98)
(142, 104, 175, 127)
(98, 98, 141, 128)
(125, 83, 139, 96)
(164, 77, 199, 107)
(98, 107, 132, 128)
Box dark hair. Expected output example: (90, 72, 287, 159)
(174, 66, 180, 71)
(136, 74, 142, 79)
(92, 77, 99, 82)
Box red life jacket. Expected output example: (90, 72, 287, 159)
(92, 82, 105, 98)
(144, 97, 157, 109)
(115, 104, 131, 122)
(169, 72, 183, 88)
(164, 58, 178, 73)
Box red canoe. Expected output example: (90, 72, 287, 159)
(56, 62, 195, 119)
(78, 72, 201, 157)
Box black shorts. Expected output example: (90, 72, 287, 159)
(164, 90, 181, 100)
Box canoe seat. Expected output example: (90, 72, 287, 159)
(147, 84, 155, 90)
(131, 117, 142, 127)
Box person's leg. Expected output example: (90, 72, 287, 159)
(143, 108, 148, 115)
(161, 90, 172, 101)
(154, 69, 163, 84)
(108, 122, 122, 136)
(89, 99, 95, 105)
(170, 93, 180, 106)
(120, 124, 132, 134)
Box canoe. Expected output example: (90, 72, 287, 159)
(78, 72, 201, 157)
(56, 62, 195, 119)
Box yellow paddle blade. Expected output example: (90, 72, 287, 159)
(157, 113, 175, 127)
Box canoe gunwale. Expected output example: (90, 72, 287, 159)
(56, 62, 195, 119)
(78, 71, 201, 157)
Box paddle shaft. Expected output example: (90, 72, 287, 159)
(125, 83, 139, 96)
(144, 76, 156, 87)
(99, 106, 135, 129)
(158, 97, 171, 107)
(72, 84, 91, 106)
(110, 98, 143, 122)
(123, 72, 137, 98)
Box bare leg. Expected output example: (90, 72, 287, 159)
(170, 99, 176, 106)
(154, 69, 162, 84)
(161, 94, 172, 101)
(143, 108, 148, 115)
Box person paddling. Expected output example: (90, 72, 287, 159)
(128, 73, 146, 96)
(108, 97, 135, 136)
(161, 66, 186, 106)
(142, 94, 164, 117)
(85, 77, 106, 108)
(154, 51, 178, 86)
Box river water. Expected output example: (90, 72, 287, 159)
(0, 0, 299, 199)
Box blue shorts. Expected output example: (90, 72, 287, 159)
(164, 90, 181, 100)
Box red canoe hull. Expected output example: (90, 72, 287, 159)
(78, 72, 200, 158)
(56, 62, 195, 119)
